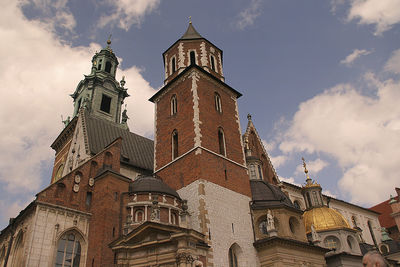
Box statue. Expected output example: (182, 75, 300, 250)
(266, 210, 275, 231)
(122, 108, 129, 124)
(61, 115, 70, 127)
(311, 224, 321, 243)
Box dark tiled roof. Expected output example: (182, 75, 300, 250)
(130, 175, 180, 199)
(250, 180, 297, 209)
(85, 114, 154, 171)
(181, 23, 203, 40)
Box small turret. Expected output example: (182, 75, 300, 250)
(301, 158, 324, 209)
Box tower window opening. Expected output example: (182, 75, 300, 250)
(86, 192, 92, 207)
(172, 130, 178, 159)
(218, 128, 226, 156)
(105, 61, 112, 73)
(171, 57, 176, 73)
(211, 55, 216, 71)
(249, 164, 257, 179)
(306, 192, 312, 208)
(98, 59, 102, 70)
(313, 191, 320, 206)
(171, 95, 177, 115)
(100, 94, 111, 113)
(190, 51, 196, 65)
(257, 165, 263, 179)
(215, 93, 222, 113)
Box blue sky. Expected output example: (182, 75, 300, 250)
(1, 0, 400, 229)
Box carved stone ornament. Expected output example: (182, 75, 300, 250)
(89, 178, 94, 187)
(176, 252, 194, 264)
(73, 184, 79, 192)
(74, 174, 81, 184)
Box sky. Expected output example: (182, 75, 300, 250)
(0, 0, 400, 229)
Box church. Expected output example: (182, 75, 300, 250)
(0, 22, 388, 267)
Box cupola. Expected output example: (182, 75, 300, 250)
(301, 158, 324, 209)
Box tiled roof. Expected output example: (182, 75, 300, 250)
(370, 196, 399, 228)
(181, 23, 203, 40)
(85, 113, 154, 171)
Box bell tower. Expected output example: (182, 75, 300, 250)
(150, 22, 258, 266)
(70, 38, 129, 123)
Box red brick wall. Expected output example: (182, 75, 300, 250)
(37, 138, 130, 266)
(155, 77, 195, 169)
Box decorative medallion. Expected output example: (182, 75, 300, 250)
(74, 174, 81, 184)
(89, 178, 94, 187)
(73, 184, 79, 192)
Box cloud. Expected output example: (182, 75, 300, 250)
(345, 0, 400, 35)
(20, 0, 77, 35)
(322, 189, 337, 198)
(0, 1, 155, 228)
(98, 0, 160, 31)
(279, 176, 301, 187)
(385, 48, 400, 74)
(340, 49, 372, 66)
(235, 0, 263, 30)
(279, 75, 400, 205)
(270, 155, 287, 168)
(295, 158, 329, 176)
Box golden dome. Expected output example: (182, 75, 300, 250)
(303, 206, 351, 234)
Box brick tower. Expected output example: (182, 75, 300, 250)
(150, 22, 258, 267)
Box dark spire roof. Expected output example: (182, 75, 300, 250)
(180, 22, 203, 40)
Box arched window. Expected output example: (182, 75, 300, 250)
(312, 191, 320, 206)
(54, 164, 64, 182)
(55, 232, 82, 267)
(306, 192, 312, 208)
(190, 51, 196, 65)
(214, 93, 222, 113)
(324, 236, 341, 251)
(104, 152, 113, 168)
(249, 164, 257, 179)
(171, 212, 177, 225)
(97, 59, 102, 70)
(210, 55, 216, 71)
(218, 128, 226, 156)
(105, 61, 112, 73)
(347, 235, 356, 251)
(293, 200, 301, 210)
(172, 130, 178, 159)
(171, 95, 177, 115)
(258, 219, 268, 235)
(368, 220, 377, 246)
(135, 210, 144, 222)
(228, 244, 240, 267)
(289, 217, 299, 234)
(171, 57, 176, 73)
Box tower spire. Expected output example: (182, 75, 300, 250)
(302, 157, 312, 185)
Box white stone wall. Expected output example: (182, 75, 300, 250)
(119, 164, 140, 180)
(178, 180, 259, 267)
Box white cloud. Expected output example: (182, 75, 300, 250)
(235, 0, 263, 30)
(340, 49, 372, 66)
(279, 75, 400, 205)
(385, 48, 400, 74)
(295, 158, 329, 176)
(279, 176, 301, 187)
(270, 155, 287, 168)
(98, 0, 160, 31)
(20, 0, 76, 34)
(346, 0, 400, 35)
(0, 1, 155, 227)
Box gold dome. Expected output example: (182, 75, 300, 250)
(303, 206, 351, 234)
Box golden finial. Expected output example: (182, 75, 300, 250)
(107, 34, 112, 47)
(189, 16, 192, 24)
(302, 157, 311, 182)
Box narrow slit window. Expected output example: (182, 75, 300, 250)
(211, 55, 216, 71)
(172, 130, 178, 159)
(98, 59, 102, 70)
(190, 51, 196, 65)
(100, 94, 111, 113)
(215, 93, 222, 113)
(171, 95, 177, 115)
(86, 192, 92, 207)
(218, 128, 226, 156)
(171, 57, 176, 73)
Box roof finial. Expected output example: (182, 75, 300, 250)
(189, 16, 192, 24)
(247, 114, 252, 121)
(107, 34, 112, 48)
(302, 157, 312, 183)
